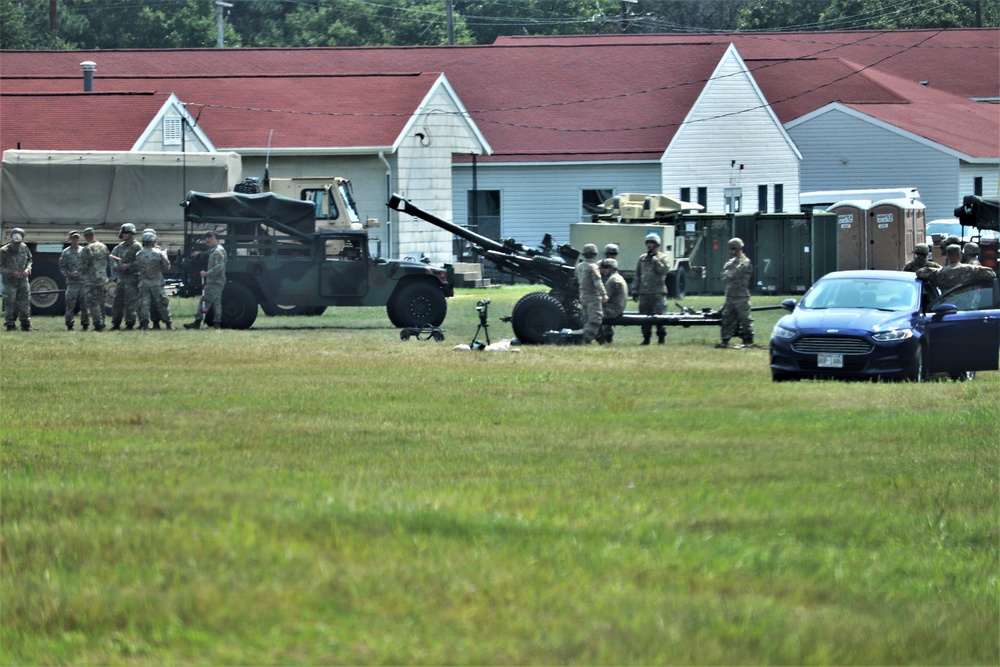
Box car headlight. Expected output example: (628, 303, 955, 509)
(771, 325, 796, 340)
(872, 328, 913, 341)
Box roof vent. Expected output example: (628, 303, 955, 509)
(81, 61, 96, 92)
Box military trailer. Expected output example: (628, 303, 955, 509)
(570, 193, 704, 298)
(182, 191, 453, 329)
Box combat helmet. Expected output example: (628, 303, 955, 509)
(963, 242, 980, 256)
(119, 223, 137, 238)
(10, 227, 25, 242)
(600, 258, 618, 270)
(645, 233, 661, 246)
(728, 237, 744, 249)
(603, 243, 619, 256)
(582, 243, 598, 257)
(913, 243, 930, 256)
(141, 231, 157, 245)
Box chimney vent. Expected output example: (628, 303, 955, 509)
(81, 61, 96, 92)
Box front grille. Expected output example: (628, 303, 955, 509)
(792, 335, 872, 355)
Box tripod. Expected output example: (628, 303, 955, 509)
(470, 299, 491, 348)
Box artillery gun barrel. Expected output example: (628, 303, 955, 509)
(388, 194, 508, 254)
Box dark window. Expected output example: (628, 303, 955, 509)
(582, 189, 614, 222)
(467, 189, 501, 245)
(697, 187, 708, 210)
(680, 187, 691, 204)
(774, 184, 784, 213)
(974, 177, 983, 196)
(758, 185, 768, 213)
(301, 188, 338, 221)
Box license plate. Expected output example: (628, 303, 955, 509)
(818, 353, 843, 368)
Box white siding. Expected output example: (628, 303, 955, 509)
(788, 107, 990, 221)
(662, 47, 800, 213)
(452, 162, 661, 249)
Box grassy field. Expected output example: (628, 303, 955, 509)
(2, 286, 997, 665)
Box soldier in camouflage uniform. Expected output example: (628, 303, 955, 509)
(80, 228, 110, 331)
(1, 228, 34, 331)
(631, 232, 668, 345)
(574, 243, 607, 344)
(718, 237, 755, 348)
(135, 231, 174, 330)
(142, 228, 166, 329)
(110, 223, 142, 330)
(598, 257, 628, 344)
(184, 230, 227, 330)
(59, 230, 90, 331)
(603, 243, 619, 261)
(917, 244, 996, 289)
(963, 242, 981, 266)
(902, 243, 940, 272)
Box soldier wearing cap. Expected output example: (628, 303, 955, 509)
(59, 230, 90, 331)
(962, 242, 981, 266)
(717, 237, 755, 348)
(0, 228, 34, 331)
(109, 223, 142, 330)
(598, 257, 628, 344)
(903, 243, 940, 272)
(184, 230, 227, 330)
(80, 227, 110, 331)
(574, 243, 607, 344)
(631, 232, 668, 345)
(134, 230, 174, 330)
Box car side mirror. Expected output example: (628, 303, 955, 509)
(932, 303, 958, 317)
(780, 298, 797, 312)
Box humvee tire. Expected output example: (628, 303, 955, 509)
(387, 281, 447, 328)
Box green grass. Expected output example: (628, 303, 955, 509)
(2, 287, 997, 665)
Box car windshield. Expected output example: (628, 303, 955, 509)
(800, 278, 919, 311)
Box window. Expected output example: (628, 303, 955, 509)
(974, 177, 983, 197)
(680, 187, 691, 204)
(774, 184, 784, 213)
(697, 187, 707, 210)
(301, 188, 338, 220)
(163, 117, 182, 146)
(465, 190, 501, 260)
(582, 188, 614, 222)
(758, 185, 768, 213)
(724, 187, 742, 213)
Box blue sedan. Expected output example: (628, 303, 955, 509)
(769, 270, 1000, 381)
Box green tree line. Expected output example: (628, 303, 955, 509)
(1, 0, 995, 50)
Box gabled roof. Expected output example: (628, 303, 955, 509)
(0, 42, 732, 162)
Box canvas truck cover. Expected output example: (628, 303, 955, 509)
(184, 191, 317, 235)
(0, 150, 242, 229)
(955, 195, 999, 232)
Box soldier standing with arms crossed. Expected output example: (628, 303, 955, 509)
(574, 243, 607, 344)
(631, 233, 668, 345)
(184, 231, 226, 330)
(59, 230, 90, 331)
(717, 237, 754, 348)
(110, 223, 142, 330)
(81, 227, 110, 332)
(135, 231, 174, 330)
(1, 228, 34, 331)
(598, 257, 628, 344)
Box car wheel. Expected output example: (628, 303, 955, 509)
(905, 346, 926, 382)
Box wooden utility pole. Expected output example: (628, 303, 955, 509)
(446, 0, 455, 45)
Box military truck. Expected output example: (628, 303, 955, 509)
(181, 191, 452, 329)
(570, 193, 704, 298)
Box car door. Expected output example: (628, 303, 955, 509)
(925, 278, 1000, 373)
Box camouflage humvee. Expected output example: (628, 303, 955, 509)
(181, 191, 453, 329)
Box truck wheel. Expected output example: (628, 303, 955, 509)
(510, 291, 567, 344)
(215, 282, 258, 329)
(28, 262, 65, 316)
(667, 265, 687, 300)
(261, 304, 327, 317)
(387, 281, 447, 328)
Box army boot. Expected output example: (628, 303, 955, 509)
(657, 331, 666, 345)
(741, 336, 756, 348)
(66, 321, 74, 331)
(82, 323, 89, 331)
(152, 322, 161, 330)
(715, 338, 730, 349)
(110, 323, 121, 331)
(5, 324, 16, 332)
(641, 335, 651, 346)
(212, 323, 222, 330)
(21, 323, 36, 332)
(125, 323, 135, 330)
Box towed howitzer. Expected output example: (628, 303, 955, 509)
(388, 194, 778, 344)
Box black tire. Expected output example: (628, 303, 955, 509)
(386, 281, 447, 328)
(28, 262, 65, 316)
(208, 282, 257, 329)
(905, 346, 925, 383)
(667, 265, 687, 300)
(261, 304, 327, 317)
(510, 291, 568, 344)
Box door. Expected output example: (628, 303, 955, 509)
(925, 279, 1000, 373)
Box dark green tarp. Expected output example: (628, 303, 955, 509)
(184, 191, 316, 230)
(954, 195, 999, 232)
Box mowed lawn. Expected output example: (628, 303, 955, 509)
(2, 286, 997, 665)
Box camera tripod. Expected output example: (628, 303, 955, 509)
(470, 299, 492, 349)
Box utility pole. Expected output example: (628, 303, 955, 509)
(215, 0, 233, 48)
(446, 0, 455, 45)
(619, 0, 636, 33)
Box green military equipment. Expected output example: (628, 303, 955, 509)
(181, 191, 453, 330)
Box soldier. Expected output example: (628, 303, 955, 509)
(135, 231, 174, 330)
(109, 223, 142, 330)
(603, 243, 619, 261)
(142, 228, 167, 329)
(185, 230, 227, 330)
(59, 230, 90, 331)
(631, 232, 668, 345)
(1, 228, 34, 331)
(574, 243, 607, 344)
(80, 227, 110, 331)
(918, 244, 995, 289)
(717, 237, 755, 348)
(902, 243, 940, 272)
(598, 257, 628, 344)
(963, 242, 981, 266)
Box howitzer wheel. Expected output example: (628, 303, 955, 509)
(28, 262, 64, 316)
(510, 291, 568, 344)
(666, 265, 687, 300)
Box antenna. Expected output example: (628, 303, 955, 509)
(263, 129, 273, 189)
